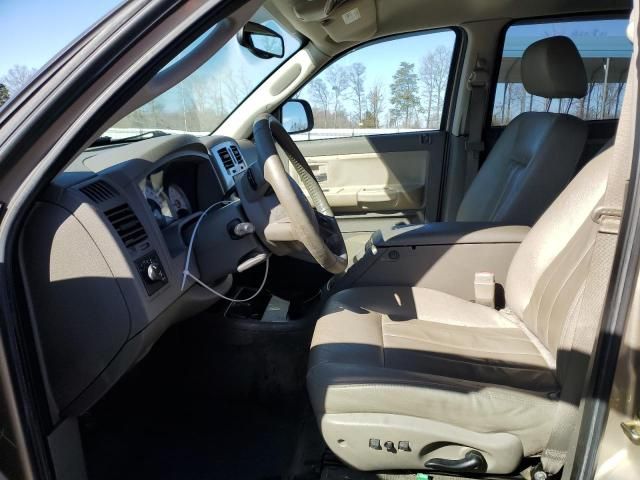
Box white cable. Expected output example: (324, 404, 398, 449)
(181, 200, 270, 302)
(183, 258, 270, 302)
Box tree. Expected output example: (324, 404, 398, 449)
(308, 78, 330, 127)
(366, 81, 385, 128)
(1, 64, 38, 96)
(326, 66, 349, 127)
(429, 46, 452, 123)
(389, 62, 420, 128)
(419, 56, 436, 127)
(420, 46, 452, 128)
(0, 84, 9, 107)
(223, 68, 252, 110)
(347, 63, 366, 125)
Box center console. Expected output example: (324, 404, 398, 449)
(329, 222, 530, 302)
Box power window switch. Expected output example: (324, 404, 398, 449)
(369, 438, 381, 450)
(398, 441, 411, 452)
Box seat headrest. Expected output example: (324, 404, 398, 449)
(521, 36, 587, 99)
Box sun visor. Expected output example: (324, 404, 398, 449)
(293, 0, 377, 42)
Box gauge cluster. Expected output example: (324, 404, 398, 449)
(141, 168, 193, 228)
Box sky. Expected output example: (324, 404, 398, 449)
(329, 30, 455, 91)
(0, 0, 122, 77)
(303, 19, 631, 107)
(0, 0, 451, 90)
(0, 3, 631, 130)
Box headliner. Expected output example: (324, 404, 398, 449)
(267, 0, 631, 55)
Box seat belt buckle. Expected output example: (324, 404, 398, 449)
(474, 272, 495, 308)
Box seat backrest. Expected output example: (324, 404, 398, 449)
(504, 144, 611, 362)
(456, 36, 589, 225)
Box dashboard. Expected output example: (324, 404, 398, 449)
(18, 133, 259, 421)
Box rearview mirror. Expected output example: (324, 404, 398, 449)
(237, 22, 284, 59)
(281, 99, 314, 134)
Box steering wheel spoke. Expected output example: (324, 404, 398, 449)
(247, 114, 348, 274)
(264, 217, 296, 242)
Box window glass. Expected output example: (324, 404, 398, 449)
(492, 18, 631, 126)
(0, 0, 122, 108)
(106, 7, 301, 136)
(294, 29, 456, 140)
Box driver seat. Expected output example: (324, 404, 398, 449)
(307, 140, 617, 473)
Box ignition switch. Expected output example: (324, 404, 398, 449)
(228, 219, 255, 238)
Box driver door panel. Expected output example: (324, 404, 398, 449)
(292, 131, 446, 252)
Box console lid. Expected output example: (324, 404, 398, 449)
(372, 222, 531, 248)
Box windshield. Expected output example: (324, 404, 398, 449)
(105, 8, 300, 139)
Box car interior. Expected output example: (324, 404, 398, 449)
(4, 0, 638, 479)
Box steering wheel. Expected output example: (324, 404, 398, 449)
(244, 114, 347, 274)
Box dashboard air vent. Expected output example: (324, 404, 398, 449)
(80, 180, 117, 203)
(104, 204, 148, 250)
(229, 144, 244, 166)
(217, 147, 234, 172)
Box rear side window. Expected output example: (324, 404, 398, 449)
(492, 18, 631, 126)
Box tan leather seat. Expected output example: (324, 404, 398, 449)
(347, 36, 589, 263)
(308, 145, 612, 473)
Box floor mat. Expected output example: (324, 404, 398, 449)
(83, 398, 302, 480)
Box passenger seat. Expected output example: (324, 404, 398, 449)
(455, 35, 588, 225)
(347, 36, 588, 262)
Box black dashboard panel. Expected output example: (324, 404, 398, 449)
(141, 160, 199, 228)
(19, 134, 251, 421)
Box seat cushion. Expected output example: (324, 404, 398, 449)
(307, 286, 559, 455)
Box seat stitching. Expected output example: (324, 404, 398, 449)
(381, 332, 542, 357)
(383, 320, 525, 338)
(543, 241, 594, 354)
(383, 328, 537, 345)
(558, 282, 586, 359)
(383, 315, 516, 329)
(527, 241, 567, 342)
(382, 353, 553, 374)
(307, 360, 559, 395)
(325, 383, 555, 406)
(489, 161, 526, 221)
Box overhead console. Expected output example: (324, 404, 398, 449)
(332, 222, 530, 302)
(293, 0, 378, 42)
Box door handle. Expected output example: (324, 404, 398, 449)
(621, 419, 640, 445)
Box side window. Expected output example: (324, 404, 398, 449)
(294, 29, 457, 140)
(492, 18, 631, 126)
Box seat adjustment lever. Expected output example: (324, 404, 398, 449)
(424, 450, 487, 473)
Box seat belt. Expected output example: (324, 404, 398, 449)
(538, 10, 638, 478)
(464, 57, 490, 189)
